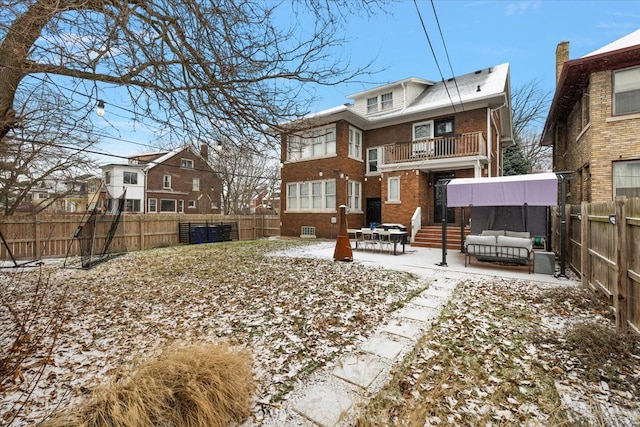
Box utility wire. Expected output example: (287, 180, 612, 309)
(430, 0, 464, 111)
(413, 0, 457, 113)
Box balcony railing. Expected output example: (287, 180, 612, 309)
(382, 131, 486, 165)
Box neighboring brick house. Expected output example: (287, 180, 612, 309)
(101, 145, 222, 214)
(541, 29, 640, 204)
(279, 63, 514, 239)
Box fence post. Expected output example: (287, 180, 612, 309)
(615, 197, 628, 333)
(580, 202, 589, 289)
(139, 215, 145, 250)
(34, 215, 41, 259)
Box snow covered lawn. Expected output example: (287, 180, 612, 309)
(1, 239, 426, 425)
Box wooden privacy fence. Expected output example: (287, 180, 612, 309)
(0, 213, 280, 262)
(554, 197, 640, 333)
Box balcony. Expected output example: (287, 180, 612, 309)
(381, 132, 486, 166)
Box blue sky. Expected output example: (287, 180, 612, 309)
(309, 0, 640, 112)
(91, 0, 640, 161)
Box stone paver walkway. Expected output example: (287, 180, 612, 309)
(263, 274, 459, 426)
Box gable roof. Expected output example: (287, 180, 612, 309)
(286, 62, 511, 135)
(541, 29, 640, 146)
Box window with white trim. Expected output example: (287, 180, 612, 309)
(348, 181, 361, 211)
(381, 92, 393, 110)
(412, 121, 433, 155)
(163, 175, 171, 189)
(123, 171, 138, 185)
(160, 199, 176, 212)
(126, 199, 141, 212)
(148, 198, 157, 213)
(105, 171, 111, 184)
(614, 66, 640, 115)
(286, 125, 336, 161)
(367, 147, 381, 173)
(348, 126, 362, 159)
(287, 179, 336, 211)
(613, 160, 640, 198)
(192, 177, 200, 191)
(388, 176, 400, 202)
(178, 200, 184, 213)
(188, 200, 196, 208)
(181, 158, 194, 168)
(367, 96, 378, 114)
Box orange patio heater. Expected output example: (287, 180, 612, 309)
(333, 205, 353, 262)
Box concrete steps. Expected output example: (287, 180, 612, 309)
(412, 225, 471, 250)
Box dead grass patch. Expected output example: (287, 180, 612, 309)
(45, 343, 254, 427)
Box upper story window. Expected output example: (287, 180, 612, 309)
(614, 66, 640, 115)
(367, 147, 381, 173)
(613, 160, 640, 198)
(129, 158, 139, 165)
(413, 121, 433, 140)
(181, 158, 194, 169)
(192, 178, 200, 191)
(381, 92, 393, 110)
(434, 118, 454, 136)
(348, 126, 362, 159)
(287, 179, 336, 212)
(286, 125, 336, 162)
(367, 96, 378, 114)
(88, 181, 98, 193)
(105, 171, 111, 184)
(123, 171, 138, 185)
(163, 174, 171, 189)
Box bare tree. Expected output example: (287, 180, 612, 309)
(210, 140, 279, 215)
(506, 79, 553, 174)
(0, 1, 382, 149)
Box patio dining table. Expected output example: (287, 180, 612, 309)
(347, 228, 407, 255)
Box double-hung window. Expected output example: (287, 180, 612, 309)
(367, 96, 378, 114)
(286, 125, 336, 161)
(614, 66, 640, 115)
(348, 181, 361, 212)
(163, 175, 171, 189)
(192, 178, 200, 191)
(148, 198, 157, 213)
(367, 147, 381, 174)
(381, 92, 393, 110)
(412, 121, 433, 155)
(613, 160, 640, 198)
(287, 180, 336, 211)
(348, 126, 362, 159)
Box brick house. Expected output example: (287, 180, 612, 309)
(279, 63, 514, 240)
(101, 145, 222, 214)
(541, 29, 640, 204)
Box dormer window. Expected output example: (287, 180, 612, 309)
(367, 96, 378, 114)
(181, 158, 194, 169)
(381, 92, 393, 110)
(366, 92, 393, 114)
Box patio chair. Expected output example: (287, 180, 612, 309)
(376, 230, 393, 253)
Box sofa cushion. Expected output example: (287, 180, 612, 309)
(497, 235, 532, 258)
(505, 230, 531, 239)
(465, 235, 497, 256)
(481, 230, 505, 237)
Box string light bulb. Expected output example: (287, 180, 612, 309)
(96, 99, 105, 117)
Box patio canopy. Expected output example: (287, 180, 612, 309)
(446, 172, 558, 207)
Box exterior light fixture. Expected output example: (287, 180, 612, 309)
(609, 214, 616, 225)
(577, 213, 582, 221)
(96, 99, 105, 117)
(319, 169, 323, 177)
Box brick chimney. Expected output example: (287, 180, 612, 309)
(200, 143, 209, 160)
(556, 41, 570, 84)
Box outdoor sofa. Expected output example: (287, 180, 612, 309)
(464, 230, 533, 273)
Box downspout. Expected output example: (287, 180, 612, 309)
(489, 94, 509, 177)
(401, 81, 407, 112)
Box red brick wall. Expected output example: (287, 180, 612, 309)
(146, 149, 221, 214)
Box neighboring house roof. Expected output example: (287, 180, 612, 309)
(101, 145, 210, 171)
(541, 29, 640, 146)
(282, 62, 512, 141)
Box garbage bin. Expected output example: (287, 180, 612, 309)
(190, 226, 207, 244)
